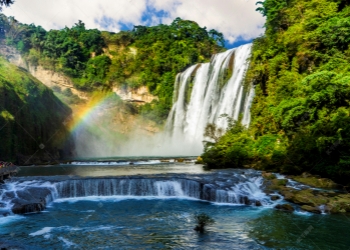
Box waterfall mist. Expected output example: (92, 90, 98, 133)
(71, 44, 253, 158)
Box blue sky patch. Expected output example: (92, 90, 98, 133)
(226, 38, 253, 49)
(141, 6, 170, 26)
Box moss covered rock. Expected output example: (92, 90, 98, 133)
(275, 204, 294, 212)
(292, 173, 339, 189)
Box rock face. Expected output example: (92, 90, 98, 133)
(27, 65, 88, 100)
(10, 187, 52, 214)
(0, 44, 88, 100)
(0, 45, 27, 69)
(113, 85, 158, 103)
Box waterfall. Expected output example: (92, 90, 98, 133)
(165, 44, 254, 155)
(0, 172, 274, 214)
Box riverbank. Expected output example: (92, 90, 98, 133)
(261, 171, 350, 214)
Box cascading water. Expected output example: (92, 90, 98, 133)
(81, 44, 253, 157)
(0, 170, 274, 215)
(165, 43, 254, 155)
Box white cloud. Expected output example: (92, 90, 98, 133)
(3, 0, 265, 44)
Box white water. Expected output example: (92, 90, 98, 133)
(64, 160, 165, 166)
(72, 44, 253, 157)
(0, 173, 272, 215)
(164, 44, 253, 155)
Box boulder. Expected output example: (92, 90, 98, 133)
(285, 189, 329, 207)
(270, 195, 280, 201)
(262, 172, 276, 180)
(9, 187, 52, 214)
(275, 203, 295, 212)
(292, 175, 339, 189)
(300, 205, 322, 214)
(11, 199, 46, 214)
(255, 200, 262, 206)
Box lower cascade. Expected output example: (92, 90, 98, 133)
(165, 43, 254, 155)
(0, 170, 271, 214)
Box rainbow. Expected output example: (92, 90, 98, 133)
(66, 91, 117, 134)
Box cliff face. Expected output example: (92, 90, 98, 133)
(0, 45, 88, 100)
(0, 56, 73, 164)
(0, 45, 158, 104)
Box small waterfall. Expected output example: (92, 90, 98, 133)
(54, 179, 200, 199)
(0, 172, 273, 214)
(165, 44, 254, 155)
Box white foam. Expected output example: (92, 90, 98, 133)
(0, 215, 25, 225)
(30, 227, 54, 236)
(294, 210, 313, 216)
(58, 237, 77, 248)
(54, 195, 200, 203)
(63, 160, 163, 166)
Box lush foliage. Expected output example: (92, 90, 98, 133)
(0, 0, 12, 11)
(194, 213, 215, 232)
(104, 18, 225, 122)
(0, 15, 225, 122)
(0, 57, 71, 163)
(203, 0, 350, 185)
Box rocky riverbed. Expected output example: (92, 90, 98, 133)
(1, 169, 349, 216)
(262, 172, 350, 214)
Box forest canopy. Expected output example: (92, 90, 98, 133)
(0, 15, 225, 122)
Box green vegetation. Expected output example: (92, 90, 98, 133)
(0, 15, 225, 122)
(202, 0, 350, 185)
(194, 213, 215, 232)
(0, 0, 12, 11)
(0, 56, 71, 163)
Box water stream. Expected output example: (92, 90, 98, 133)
(0, 160, 349, 249)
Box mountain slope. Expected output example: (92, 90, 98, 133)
(0, 56, 72, 164)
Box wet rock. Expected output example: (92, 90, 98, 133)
(300, 205, 322, 214)
(241, 196, 250, 205)
(255, 200, 262, 206)
(176, 158, 184, 163)
(275, 204, 295, 212)
(270, 195, 280, 201)
(11, 198, 46, 214)
(327, 194, 350, 213)
(262, 172, 276, 180)
(2, 191, 16, 200)
(10, 187, 52, 214)
(292, 174, 339, 189)
(286, 189, 329, 207)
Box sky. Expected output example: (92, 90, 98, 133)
(3, 0, 265, 48)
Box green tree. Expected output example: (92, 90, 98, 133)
(0, 0, 13, 11)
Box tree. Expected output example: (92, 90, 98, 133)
(194, 213, 215, 233)
(0, 0, 13, 11)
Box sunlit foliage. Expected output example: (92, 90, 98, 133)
(203, 0, 350, 185)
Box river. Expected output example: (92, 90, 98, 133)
(0, 158, 349, 249)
